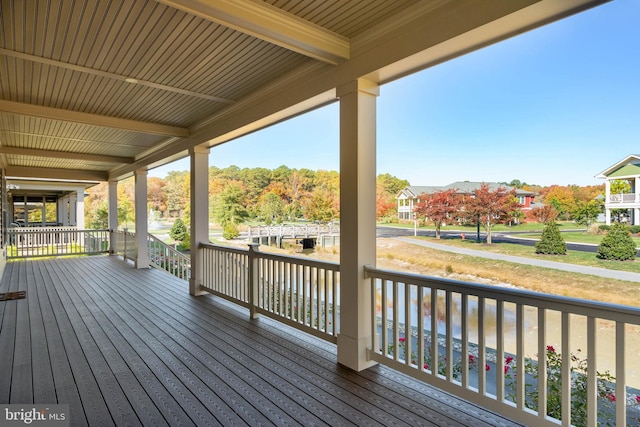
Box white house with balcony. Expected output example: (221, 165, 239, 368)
(595, 154, 640, 225)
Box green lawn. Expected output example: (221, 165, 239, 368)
(412, 235, 640, 273)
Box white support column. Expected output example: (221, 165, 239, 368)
(336, 79, 379, 371)
(189, 145, 210, 296)
(69, 193, 77, 226)
(58, 196, 69, 226)
(108, 181, 118, 253)
(636, 177, 640, 204)
(604, 180, 611, 225)
(134, 169, 149, 269)
(74, 188, 85, 229)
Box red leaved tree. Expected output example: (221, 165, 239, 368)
(413, 188, 462, 239)
(463, 184, 521, 244)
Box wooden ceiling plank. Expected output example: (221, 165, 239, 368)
(0, 146, 134, 164)
(0, 49, 233, 103)
(0, 99, 190, 137)
(5, 166, 108, 182)
(157, 0, 350, 64)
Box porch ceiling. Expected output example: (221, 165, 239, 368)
(0, 0, 608, 182)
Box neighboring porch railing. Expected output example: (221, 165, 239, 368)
(111, 229, 136, 261)
(7, 228, 110, 259)
(148, 233, 191, 280)
(608, 193, 638, 203)
(365, 265, 640, 427)
(200, 243, 340, 343)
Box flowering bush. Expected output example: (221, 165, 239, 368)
(504, 346, 620, 426)
(390, 336, 477, 380)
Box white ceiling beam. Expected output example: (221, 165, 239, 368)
(6, 166, 108, 182)
(0, 147, 134, 164)
(157, 0, 350, 64)
(0, 100, 190, 138)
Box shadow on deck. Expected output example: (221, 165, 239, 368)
(0, 255, 521, 426)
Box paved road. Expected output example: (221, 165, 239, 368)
(393, 236, 640, 283)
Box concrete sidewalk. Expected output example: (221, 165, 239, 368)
(395, 237, 640, 283)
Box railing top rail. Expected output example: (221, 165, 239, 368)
(255, 250, 340, 271)
(365, 265, 640, 325)
(8, 228, 109, 233)
(148, 233, 190, 262)
(200, 242, 250, 256)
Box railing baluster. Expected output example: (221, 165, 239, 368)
(430, 288, 437, 376)
(478, 296, 486, 395)
(381, 279, 388, 358)
(418, 285, 425, 372)
(616, 321, 626, 426)
(461, 294, 469, 388)
(393, 280, 399, 361)
(587, 316, 597, 427)
(445, 290, 453, 382)
(405, 282, 411, 366)
(538, 309, 547, 418)
(496, 300, 505, 401)
(516, 303, 525, 410)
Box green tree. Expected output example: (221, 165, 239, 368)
(597, 222, 637, 261)
(223, 222, 240, 240)
(88, 200, 109, 229)
(535, 221, 567, 255)
(169, 218, 188, 243)
(257, 192, 286, 225)
(572, 200, 602, 227)
(212, 182, 248, 226)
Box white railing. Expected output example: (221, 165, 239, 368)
(148, 234, 191, 280)
(200, 243, 340, 343)
(608, 193, 638, 203)
(365, 265, 640, 427)
(7, 228, 110, 259)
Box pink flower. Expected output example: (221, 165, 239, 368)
(607, 393, 616, 402)
(636, 395, 640, 404)
(504, 366, 510, 374)
(546, 345, 555, 353)
(485, 364, 490, 371)
(424, 363, 429, 370)
(399, 337, 406, 343)
(505, 355, 514, 365)
(468, 355, 476, 364)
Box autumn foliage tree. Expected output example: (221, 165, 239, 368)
(463, 184, 521, 244)
(530, 205, 558, 224)
(413, 189, 462, 239)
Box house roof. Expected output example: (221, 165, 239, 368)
(595, 155, 640, 179)
(400, 182, 535, 198)
(0, 0, 608, 185)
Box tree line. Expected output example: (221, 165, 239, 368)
(84, 165, 409, 234)
(85, 168, 609, 237)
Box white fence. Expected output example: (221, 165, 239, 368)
(148, 234, 191, 280)
(365, 265, 640, 427)
(200, 243, 340, 343)
(609, 194, 638, 203)
(7, 228, 110, 259)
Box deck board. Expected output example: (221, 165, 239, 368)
(0, 255, 523, 427)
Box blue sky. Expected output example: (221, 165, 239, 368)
(150, 0, 639, 187)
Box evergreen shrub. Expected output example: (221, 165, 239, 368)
(597, 222, 637, 261)
(535, 221, 567, 255)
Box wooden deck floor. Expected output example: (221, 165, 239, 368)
(0, 255, 522, 426)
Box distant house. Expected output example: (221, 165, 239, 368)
(396, 181, 536, 220)
(595, 154, 640, 225)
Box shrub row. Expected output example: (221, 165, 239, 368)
(599, 224, 640, 234)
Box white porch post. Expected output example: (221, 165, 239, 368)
(58, 196, 69, 226)
(189, 146, 210, 296)
(74, 188, 85, 229)
(69, 193, 77, 226)
(337, 79, 379, 371)
(134, 169, 149, 269)
(108, 181, 118, 253)
(604, 180, 611, 225)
